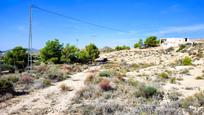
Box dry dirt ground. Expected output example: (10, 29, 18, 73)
(0, 66, 100, 115)
(100, 47, 204, 97)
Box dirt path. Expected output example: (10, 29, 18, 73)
(0, 66, 100, 115)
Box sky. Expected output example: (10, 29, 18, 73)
(1, 0, 204, 50)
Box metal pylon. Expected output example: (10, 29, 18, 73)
(28, 5, 32, 72)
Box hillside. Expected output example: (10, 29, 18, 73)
(1, 43, 204, 114)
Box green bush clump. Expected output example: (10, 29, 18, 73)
(159, 72, 169, 79)
(43, 79, 52, 86)
(115, 45, 130, 51)
(6, 75, 19, 83)
(77, 50, 90, 63)
(85, 43, 100, 62)
(176, 44, 186, 52)
(77, 43, 100, 63)
(134, 39, 143, 49)
(61, 44, 79, 63)
(144, 86, 158, 98)
(99, 70, 111, 77)
(0, 79, 14, 94)
(195, 76, 203, 80)
(134, 83, 160, 98)
(170, 77, 176, 84)
(182, 56, 192, 66)
(0, 64, 15, 73)
(144, 36, 160, 47)
(3, 46, 28, 70)
(40, 39, 63, 64)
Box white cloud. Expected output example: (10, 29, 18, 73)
(151, 24, 204, 36)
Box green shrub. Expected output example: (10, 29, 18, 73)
(47, 73, 64, 81)
(0, 79, 14, 94)
(180, 69, 190, 74)
(77, 50, 90, 63)
(144, 36, 159, 47)
(61, 44, 79, 63)
(3, 46, 28, 70)
(85, 43, 100, 62)
(182, 56, 192, 66)
(144, 86, 158, 98)
(134, 83, 160, 98)
(99, 70, 111, 77)
(165, 47, 174, 52)
(40, 39, 63, 64)
(195, 76, 203, 80)
(115, 45, 130, 51)
(159, 72, 169, 79)
(43, 79, 51, 86)
(176, 44, 186, 52)
(0, 64, 15, 73)
(6, 75, 19, 83)
(134, 39, 143, 48)
(170, 77, 176, 84)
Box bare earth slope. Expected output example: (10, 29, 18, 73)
(0, 66, 100, 115)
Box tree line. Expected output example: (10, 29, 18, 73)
(2, 39, 100, 71)
(1, 36, 159, 71)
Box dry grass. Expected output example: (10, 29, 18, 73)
(84, 73, 96, 85)
(59, 83, 72, 91)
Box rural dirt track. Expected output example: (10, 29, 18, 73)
(0, 66, 100, 115)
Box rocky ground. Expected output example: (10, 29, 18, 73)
(1, 43, 204, 115)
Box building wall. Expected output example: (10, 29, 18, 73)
(160, 38, 190, 48)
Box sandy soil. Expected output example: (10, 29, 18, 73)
(0, 66, 100, 115)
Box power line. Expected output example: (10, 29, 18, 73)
(31, 5, 128, 33)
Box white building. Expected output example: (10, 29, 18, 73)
(160, 38, 191, 48)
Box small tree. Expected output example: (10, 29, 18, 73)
(85, 43, 100, 62)
(3, 46, 28, 70)
(134, 39, 143, 48)
(61, 44, 79, 63)
(77, 50, 89, 63)
(144, 36, 159, 47)
(40, 39, 63, 64)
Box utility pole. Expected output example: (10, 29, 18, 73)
(28, 4, 32, 72)
(76, 38, 79, 47)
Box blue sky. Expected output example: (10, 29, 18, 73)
(1, 0, 204, 50)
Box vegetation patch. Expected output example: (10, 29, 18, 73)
(182, 56, 192, 66)
(176, 44, 186, 52)
(159, 72, 169, 79)
(170, 77, 176, 84)
(0, 79, 14, 94)
(195, 76, 203, 80)
(180, 92, 204, 108)
(99, 70, 111, 77)
(115, 45, 130, 51)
